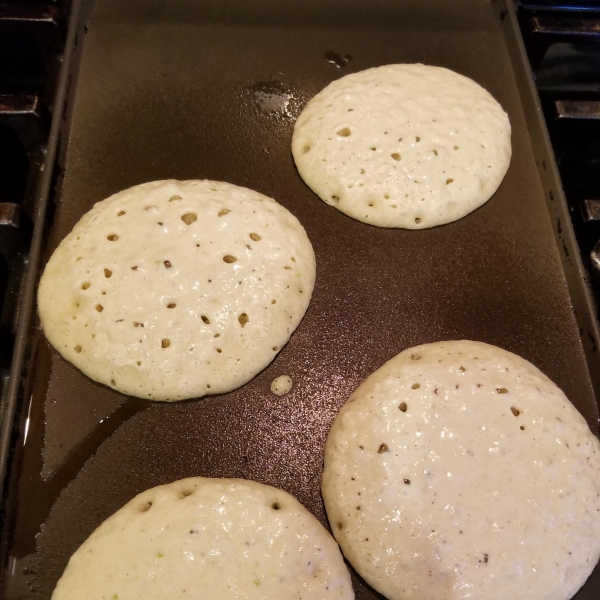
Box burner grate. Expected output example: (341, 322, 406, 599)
(518, 0, 600, 295)
(0, 1, 70, 505)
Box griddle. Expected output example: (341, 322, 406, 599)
(2, 0, 600, 598)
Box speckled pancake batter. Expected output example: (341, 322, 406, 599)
(292, 64, 511, 228)
(322, 340, 600, 600)
(52, 478, 354, 600)
(38, 180, 316, 401)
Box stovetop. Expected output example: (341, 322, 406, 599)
(0, 0, 600, 596)
(0, 0, 599, 472)
(0, 1, 600, 597)
(0, 1, 66, 418)
(517, 2, 600, 288)
(2, 0, 600, 458)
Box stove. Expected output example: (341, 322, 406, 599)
(517, 1, 600, 288)
(1, 1, 600, 448)
(1, 1, 600, 598)
(1, 0, 600, 478)
(0, 0, 74, 494)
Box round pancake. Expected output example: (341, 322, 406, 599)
(292, 64, 511, 228)
(51, 477, 354, 600)
(322, 340, 600, 600)
(271, 374, 293, 396)
(38, 180, 316, 401)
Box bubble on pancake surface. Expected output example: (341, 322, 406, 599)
(292, 64, 511, 228)
(38, 180, 316, 401)
(322, 340, 600, 600)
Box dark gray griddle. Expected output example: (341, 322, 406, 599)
(2, 0, 600, 598)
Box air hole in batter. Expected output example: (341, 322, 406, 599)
(181, 212, 197, 225)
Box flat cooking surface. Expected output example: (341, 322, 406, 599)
(4, 0, 600, 598)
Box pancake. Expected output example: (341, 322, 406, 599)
(38, 180, 316, 401)
(322, 340, 600, 600)
(52, 477, 354, 600)
(292, 64, 511, 228)
(271, 374, 293, 396)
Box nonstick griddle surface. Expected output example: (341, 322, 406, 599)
(3, 0, 600, 598)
